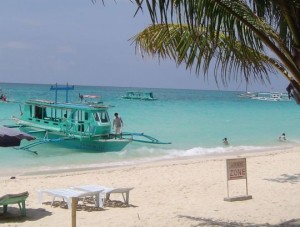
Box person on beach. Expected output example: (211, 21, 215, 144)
(279, 133, 286, 141)
(223, 137, 229, 145)
(113, 113, 123, 139)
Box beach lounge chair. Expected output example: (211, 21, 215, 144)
(37, 188, 103, 209)
(0, 191, 29, 216)
(72, 185, 134, 206)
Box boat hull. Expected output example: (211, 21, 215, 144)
(19, 127, 131, 152)
(122, 91, 157, 100)
(122, 96, 157, 101)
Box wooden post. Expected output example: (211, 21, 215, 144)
(71, 197, 78, 227)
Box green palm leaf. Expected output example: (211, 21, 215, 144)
(132, 23, 288, 84)
(131, 0, 300, 102)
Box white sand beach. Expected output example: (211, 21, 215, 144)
(0, 147, 300, 226)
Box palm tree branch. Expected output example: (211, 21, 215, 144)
(134, 0, 300, 81)
(277, 1, 300, 46)
(131, 24, 289, 85)
(212, 0, 300, 80)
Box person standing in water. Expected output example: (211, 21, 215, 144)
(113, 113, 123, 139)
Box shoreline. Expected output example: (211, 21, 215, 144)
(1, 146, 300, 226)
(3, 142, 297, 178)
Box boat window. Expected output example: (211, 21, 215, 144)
(34, 106, 40, 119)
(61, 110, 70, 120)
(46, 107, 52, 119)
(93, 112, 109, 123)
(72, 110, 85, 122)
(35, 106, 47, 119)
(71, 111, 78, 122)
(100, 112, 109, 123)
(94, 113, 100, 122)
(78, 111, 82, 121)
(76, 110, 87, 121)
(29, 105, 32, 117)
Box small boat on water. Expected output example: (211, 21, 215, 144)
(79, 93, 102, 104)
(251, 92, 290, 102)
(6, 84, 169, 153)
(238, 91, 258, 99)
(237, 84, 258, 99)
(122, 91, 157, 101)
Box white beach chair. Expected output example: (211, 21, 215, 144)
(72, 185, 134, 206)
(37, 188, 103, 209)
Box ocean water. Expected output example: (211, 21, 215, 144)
(0, 83, 299, 176)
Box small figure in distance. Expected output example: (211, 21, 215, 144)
(278, 133, 286, 141)
(79, 93, 84, 102)
(1, 94, 7, 102)
(223, 137, 229, 145)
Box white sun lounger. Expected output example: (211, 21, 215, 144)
(72, 185, 134, 206)
(37, 188, 104, 209)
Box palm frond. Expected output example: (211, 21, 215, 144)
(131, 24, 291, 85)
(133, 0, 300, 83)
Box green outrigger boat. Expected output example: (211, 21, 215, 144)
(122, 91, 158, 100)
(8, 84, 170, 152)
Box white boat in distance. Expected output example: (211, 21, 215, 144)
(251, 92, 290, 102)
(238, 91, 258, 98)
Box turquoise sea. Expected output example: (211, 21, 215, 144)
(0, 83, 299, 176)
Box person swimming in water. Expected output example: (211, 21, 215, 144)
(223, 137, 229, 145)
(278, 133, 286, 141)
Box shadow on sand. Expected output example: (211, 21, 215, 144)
(0, 207, 52, 223)
(264, 173, 300, 184)
(43, 197, 137, 212)
(178, 216, 300, 227)
(0, 198, 137, 224)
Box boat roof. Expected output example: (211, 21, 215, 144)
(26, 99, 110, 111)
(126, 91, 153, 94)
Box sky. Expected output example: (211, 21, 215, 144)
(0, 0, 290, 92)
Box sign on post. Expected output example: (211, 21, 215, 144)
(227, 158, 247, 181)
(224, 158, 252, 202)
